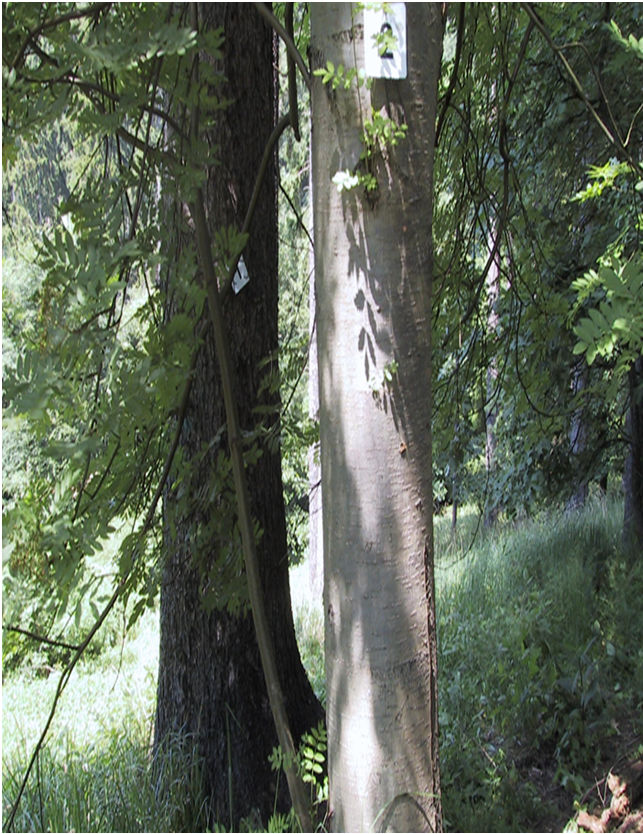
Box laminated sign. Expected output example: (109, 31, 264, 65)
(364, 3, 407, 80)
(232, 255, 250, 294)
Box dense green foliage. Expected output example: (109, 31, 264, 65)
(432, 3, 643, 520)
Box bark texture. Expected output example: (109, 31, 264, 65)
(623, 355, 643, 551)
(155, 5, 322, 828)
(311, 5, 443, 831)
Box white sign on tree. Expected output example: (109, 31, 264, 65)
(364, 3, 407, 80)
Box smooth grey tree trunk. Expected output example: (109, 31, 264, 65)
(308, 273, 324, 603)
(311, 5, 443, 831)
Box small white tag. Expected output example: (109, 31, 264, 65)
(232, 255, 250, 294)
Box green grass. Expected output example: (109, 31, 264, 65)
(2, 609, 168, 832)
(435, 496, 643, 831)
(3, 498, 642, 832)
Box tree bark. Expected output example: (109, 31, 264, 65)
(308, 251, 324, 603)
(623, 354, 643, 552)
(311, 5, 443, 831)
(154, 5, 322, 828)
(484, 225, 501, 527)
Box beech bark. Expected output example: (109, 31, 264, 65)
(311, 5, 443, 831)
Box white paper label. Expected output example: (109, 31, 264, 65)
(232, 255, 250, 294)
(364, 3, 407, 80)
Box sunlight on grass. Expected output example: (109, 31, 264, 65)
(2, 608, 159, 763)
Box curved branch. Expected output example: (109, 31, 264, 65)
(2, 626, 81, 652)
(190, 189, 313, 832)
(435, 3, 465, 148)
(220, 112, 293, 296)
(10, 2, 111, 72)
(253, 2, 312, 91)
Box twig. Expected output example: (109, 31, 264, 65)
(2, 626, 81, 652)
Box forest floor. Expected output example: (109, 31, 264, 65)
(517, 713, 643, 833)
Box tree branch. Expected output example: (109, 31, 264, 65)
(220, 112, 292, 296)
(2, 626, 81, 652)
(190, 189, 313, 832)
(522, 3, 643, 174)
(10, 2, 111, 72)
(253, 3, 312, 91)
(435, 3, 465, 148)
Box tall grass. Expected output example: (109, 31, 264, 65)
(2, 722, 212, 833)
(2, 609, 173, 832)
(435, 496, 643, 831)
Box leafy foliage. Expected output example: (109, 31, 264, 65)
(572, 254, 643, 370)
(2, 3, 229, 670)
(432, 2, 643, 521)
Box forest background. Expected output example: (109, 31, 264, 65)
(2, 2, 643, 832)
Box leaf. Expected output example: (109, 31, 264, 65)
(600, 266, 624, 296)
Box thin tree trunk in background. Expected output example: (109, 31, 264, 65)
(566, 360, 589, 511)
(311, 4, 443, 831)
(155, 6, 322, 828)
(484, 226, 500, 527)
(451, 324, 462, 536)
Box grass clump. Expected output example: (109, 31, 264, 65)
(3, 722, 212, 833)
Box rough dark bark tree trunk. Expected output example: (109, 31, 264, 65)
(154, 5, 323, 828)
(623, 354, 643, 552)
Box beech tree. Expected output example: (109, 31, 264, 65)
(310, 4, 443, 830)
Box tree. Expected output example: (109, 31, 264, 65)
(310, 4, 443, 831)
(3, 4, 321, 828)
(154, 4, 322, 827)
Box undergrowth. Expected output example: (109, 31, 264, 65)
(435, 496, 643, 832)
(3, 497, 641, 832)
